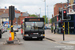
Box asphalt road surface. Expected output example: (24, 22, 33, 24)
(0, 29, 75, 50)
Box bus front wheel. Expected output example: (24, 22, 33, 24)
(39, 38, 43, 41)
(0, 31, 2, 39)
(23, 37, 27, 40)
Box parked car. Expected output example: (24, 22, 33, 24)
(44, 26, 48, 30)
(13, 26, 19, 32)
(2, 27, 5, 33)
(17, 26, 21, 29)
(4, 27, 7, 32)
(47, 25, 51, 29)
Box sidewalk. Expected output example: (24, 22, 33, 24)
(45, 30, 75, 44)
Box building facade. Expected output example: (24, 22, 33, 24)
(0, 8, 30, 25)
(54, 3, 69, 16)
(51, 2, 75, 34)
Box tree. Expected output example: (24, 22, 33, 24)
(50, 19, 52, 23)
(42, 15, 48, 24)
(29, 14, 38, 18)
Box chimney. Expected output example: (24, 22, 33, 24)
(52, 14, 53, 18)
(21, 12, 23, 16)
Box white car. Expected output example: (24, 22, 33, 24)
(47, 25, 51, 29)
(2, 27, 7, 33)
(13, 26, 19, 32)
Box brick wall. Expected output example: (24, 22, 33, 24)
(9, 16, 32, 25)
(9, 18, 20, 25)
(54, 3, 71, 16)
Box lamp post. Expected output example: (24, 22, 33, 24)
(39, 8, 41, 17)
(47, 5, 49, 24)
(44, 0, 46, 24)
(73, 0, 75, 11)
(67, 0, 69, 13)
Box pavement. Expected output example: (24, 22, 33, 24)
(45, 29, 75, 45)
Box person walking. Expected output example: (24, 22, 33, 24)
(54, 26, 55, 34)
(51, 25, 53, 33)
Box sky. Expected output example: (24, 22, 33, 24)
(0, 0, 67, 19)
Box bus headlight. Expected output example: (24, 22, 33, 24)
(24, 34, 29, 36)
(26, 34, 29, 36)
(41, 34, 45, 36)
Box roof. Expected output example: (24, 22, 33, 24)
(22, 12, 29, 16)
(56, 3, 68, 5)
(0, 13, 9, 18)
(0, 9, 9, 14)
(0, 9, 5, 12)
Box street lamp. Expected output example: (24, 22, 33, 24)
(44, 0, 46, 24)
(39, 8, 41, 17)
(67, 0, 69, 13)
(47, 5, 49, 24)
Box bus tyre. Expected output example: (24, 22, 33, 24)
(0, 32, 2, 39)
(39, 38, 43, 41)
(0, 34, 2, 38)
(23, 37, 26, 40)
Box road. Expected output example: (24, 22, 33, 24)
(0, 29, 75, 50)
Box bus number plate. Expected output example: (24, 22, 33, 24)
(33, 33, 38, 34)
(32, 37, 37, 38)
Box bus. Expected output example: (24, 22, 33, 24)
(22, 18, 45, 40)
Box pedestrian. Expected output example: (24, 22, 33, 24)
(51, 26, 53, 33)
(54, 26, 55, 34)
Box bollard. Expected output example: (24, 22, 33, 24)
(21, 29, 23, 35)
(7, 31, 14, 44)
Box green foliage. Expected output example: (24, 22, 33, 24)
(29, 14, 38, 18)
(50, 19, 52, 23)
(42, 15, 48, 24)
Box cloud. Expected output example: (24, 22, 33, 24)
(22, 6, 40, 13)
(0, 0, 67, 18)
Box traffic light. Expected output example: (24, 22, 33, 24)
(63, 10, 67, 19)
(9, 6, 15, 20)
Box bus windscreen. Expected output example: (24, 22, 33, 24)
(25, 22, 44, 31)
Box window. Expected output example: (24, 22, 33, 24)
(68, 15, 74, 21)
(64, 5, 66, 8)
(25, 22, 44, 31)
(69, 22, 74, 34)
(6, 18, 7, 20)
(59, 7, 60, 10)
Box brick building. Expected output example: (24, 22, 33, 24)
(54, 3, 69, 16)
(0, 8, 30, 25)
(9, 12, 29, 25)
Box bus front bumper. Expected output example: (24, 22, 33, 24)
(24, 36, 45, 39)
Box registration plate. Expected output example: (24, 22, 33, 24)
(33, 33, 38, 34)
(32, 37, 37, 38)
